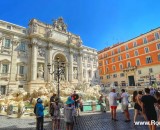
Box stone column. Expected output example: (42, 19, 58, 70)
(78, 53, 83, 82)
(47, 44, 52, 82)
(31, 39, 38, 81)
(65, 65, 68, 81)
(10, 39, 19, 82)
(27, 44, 32, 82)
(69, 50, 73, 82)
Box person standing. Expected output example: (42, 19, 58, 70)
(64, 97, 76, 130)
(50, 93, 57, 116)
(108, 89, 118, 121)
(51, 97, 61, 130)
(35, 98, 45, 130)
(72, 91, 79, 109)
(141, 88, 158, 130)
(121, 89, 130, 122)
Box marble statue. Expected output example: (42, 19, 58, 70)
(37, 64, 44, 78)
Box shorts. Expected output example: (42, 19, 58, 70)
(134, 103, 142, 111)
(110, 106, 117, 109)
(146, 110, 157, 121)
(75, 102, 79, 108)
(122, 104, 128, 111)
(66, 122, 74, 126)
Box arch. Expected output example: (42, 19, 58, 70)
(52, 51, 68, 63)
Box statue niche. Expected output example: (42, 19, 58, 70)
(37, 64, 44, 79)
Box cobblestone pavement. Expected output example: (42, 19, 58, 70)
(0, 109, 160, 130)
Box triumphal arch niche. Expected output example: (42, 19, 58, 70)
(26, 17, 99, 92)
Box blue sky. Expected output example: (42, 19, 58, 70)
(0, 0, 160, 51)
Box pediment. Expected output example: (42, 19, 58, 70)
(0, 59, 11, 63)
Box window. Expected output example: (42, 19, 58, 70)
(4, 39, 11, 48)
(118, 55, 122, 61)
(2, 64, 8, 73)
(133, 41, 137, 47)
(127, 62, 131, 67)
(106, 67, 109, 72)
(138, 70, 141, 74)
(119, 64, 123, 70)
(105, 53, 108, 57)
(19, 42, 25, 51)
(120, 73, 124, 77)
(149, 68, 153, 73)
(106, 60, 108, 64)
(126, 53, 130, 59)
(155, 32, 160, 40)
(144, 47, 149, 53)
(112, 58, 115, 63)
(112, 65, 116, 71)
(113, 74, 117, 78)
(125, 45, 128, 50)
(19, 66, 24, 75)
(143, 37, 148, 44)
(146, 56, 152, 64)
(134, 50, 139, 56)
(106, 75, 110, 79)
(112, 50, 114, 55)
(99, 63, 102, 66)
(158, 54, 160, 61)
(7, 25, 11, 30)
(18, 85, 23, 88)
(157, 43, 160, 50)
(118, 48, 121, 53)
(136, 59, 141, 66)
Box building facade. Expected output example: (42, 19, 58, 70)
(0, 18, 99, 95)
(98, 28, 160, 87)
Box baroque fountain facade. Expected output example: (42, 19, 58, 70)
(0, 17, 100, 117)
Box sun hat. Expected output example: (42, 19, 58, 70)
(66, 96, 74, 105)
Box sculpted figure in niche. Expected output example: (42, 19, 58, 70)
(37, 64, 44, 79)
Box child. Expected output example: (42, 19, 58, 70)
(64, 97, 76, 130)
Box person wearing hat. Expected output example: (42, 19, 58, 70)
(64, 97, 76, 130)
(51, 97, 62, 130)
(35, 98, 45, 130)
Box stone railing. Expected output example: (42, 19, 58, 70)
(0, 73, 10, 81)
(16, 74, 27, 81)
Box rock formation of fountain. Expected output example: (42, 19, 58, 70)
(0, 81, 101, 117)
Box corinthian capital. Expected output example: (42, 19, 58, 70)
(31, 38, 38, 46)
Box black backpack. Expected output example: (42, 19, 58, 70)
(34, 104, 37, 114)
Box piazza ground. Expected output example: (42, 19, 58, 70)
(0, 109, 156, 130)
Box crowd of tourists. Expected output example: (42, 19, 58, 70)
(34, 87, 160, 130)
(105, 87, 160, 130)
(34, 90, 82, 130)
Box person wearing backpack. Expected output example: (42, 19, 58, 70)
(35, 98, 45, 130)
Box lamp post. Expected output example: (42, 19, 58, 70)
(149, 73, 151, 87)
(47, 57, 65, 99)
